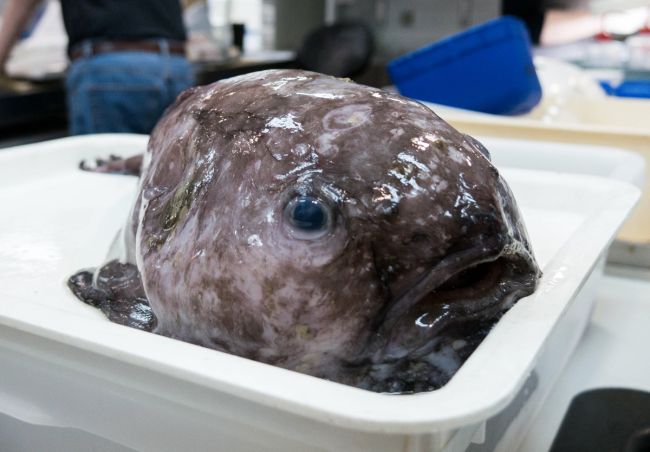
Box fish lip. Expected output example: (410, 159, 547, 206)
(380, 251, 539, 366)
(352, 238, 534, 366)
(339, 250, 539, 390)
(377, 238, 505, 335)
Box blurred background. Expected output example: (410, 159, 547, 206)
(1, 0, 649, 145)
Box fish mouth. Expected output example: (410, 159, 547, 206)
(343, 246, 538, 393)
(379, 239, 504, 333)
(366, 239, 539, 364)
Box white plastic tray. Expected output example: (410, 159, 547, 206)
(479, 136, 645, 190)
(0, 135, 640, 451)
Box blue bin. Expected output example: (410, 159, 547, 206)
(388, 17, 542, 115)
(600, 79, 650, 99)
(612, 80, 650, 99)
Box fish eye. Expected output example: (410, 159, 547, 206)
(284, 195, 332, 239)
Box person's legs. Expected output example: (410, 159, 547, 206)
(166, 55, 195, 105)
(65, 48, 194, 135)
(65, 42, 94, 134)
(156, 38, 196, 109)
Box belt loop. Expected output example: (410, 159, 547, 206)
(82, 40, 93, 58)
(158, 38, 171, 81)
(158, 38, 170, 57)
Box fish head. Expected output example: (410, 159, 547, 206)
(136, 70, 540, 392)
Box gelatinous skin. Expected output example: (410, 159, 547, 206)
(69, 70, 541, 393)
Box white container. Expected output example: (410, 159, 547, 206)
(0, 135, 640, 452)
(483, 136, 645, 190)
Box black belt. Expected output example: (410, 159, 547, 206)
(70, 39, 186, 61)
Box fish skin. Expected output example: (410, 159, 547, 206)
(69, 70, 541, 393)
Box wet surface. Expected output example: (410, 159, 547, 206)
(69, 70, 541, 393)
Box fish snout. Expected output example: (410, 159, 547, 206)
(362, 216, 538, 372)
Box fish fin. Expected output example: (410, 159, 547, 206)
(79, 154, 144, 176)
(67, 261, 155, 331)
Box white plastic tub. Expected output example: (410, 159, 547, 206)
(0, 135, 640, 452)
(482, 137, 645, 190)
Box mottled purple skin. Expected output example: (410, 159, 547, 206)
(70, 70, 541, 393)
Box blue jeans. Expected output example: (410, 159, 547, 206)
(66, 44, 195, 135)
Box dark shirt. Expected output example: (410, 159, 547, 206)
(60, 0, 186, 52)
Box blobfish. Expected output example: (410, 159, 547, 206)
(69, 70, 541, 393)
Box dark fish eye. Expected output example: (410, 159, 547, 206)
(284, 196, 331, 238)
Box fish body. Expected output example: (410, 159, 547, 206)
(69, 70, 540, 393)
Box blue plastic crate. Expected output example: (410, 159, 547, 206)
(388, 17, 542, 115)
